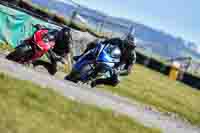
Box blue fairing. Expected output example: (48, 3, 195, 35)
(73, 52, 94, 71)
(73, 42, 120, 81)
(97, 44, 120, 67)
(73, 43, 103, 71)
(97, 50, 115, 62)
(72, 56, 90, 81)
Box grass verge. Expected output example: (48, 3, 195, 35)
(100, 64, 200, 126)
(0, 73, 161, 133)
(0, 43, 14, 51)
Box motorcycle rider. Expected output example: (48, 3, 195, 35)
(34, 24, 72, 57)
(73, 34, 137, 87)
(33, 24, 72, 74)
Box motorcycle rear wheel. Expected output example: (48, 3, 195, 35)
(6, 43, 33, 63)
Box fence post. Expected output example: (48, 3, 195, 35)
(70, 10, 77, 26)
(70, 4, 81, 26)
(65, 53, 72, 73)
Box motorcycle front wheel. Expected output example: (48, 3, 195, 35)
(65, 64, 96, 84)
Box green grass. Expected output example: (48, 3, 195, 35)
(0, 73, 160, 133)
(0, 43, 14, 51)
(100, 64, 200, 126)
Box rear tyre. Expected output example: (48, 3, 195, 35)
(6, 44, 33, 63)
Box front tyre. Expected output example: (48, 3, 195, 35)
(65, 64, 95, 84)
(65, 70, 79, 83)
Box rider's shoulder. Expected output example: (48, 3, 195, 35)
(103, 37, 123, 44)
(110, 37, 122, 42)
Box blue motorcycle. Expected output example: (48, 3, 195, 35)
(66, 42, 121, 85)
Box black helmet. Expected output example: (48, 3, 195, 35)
(125, 33, 136, 48)
(62, 27, 71, 39)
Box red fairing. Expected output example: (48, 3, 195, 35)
(11, 28, 57, 64)
(33, 29, 55, 52)
(28, 29, 56, 62)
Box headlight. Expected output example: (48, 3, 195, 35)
(110, 47, 121, 58)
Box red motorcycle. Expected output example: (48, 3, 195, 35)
(7, 24, 72, 74)
(7, 26, 57, 64)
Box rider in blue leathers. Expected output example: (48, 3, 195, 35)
(73, 34, 137, 87)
